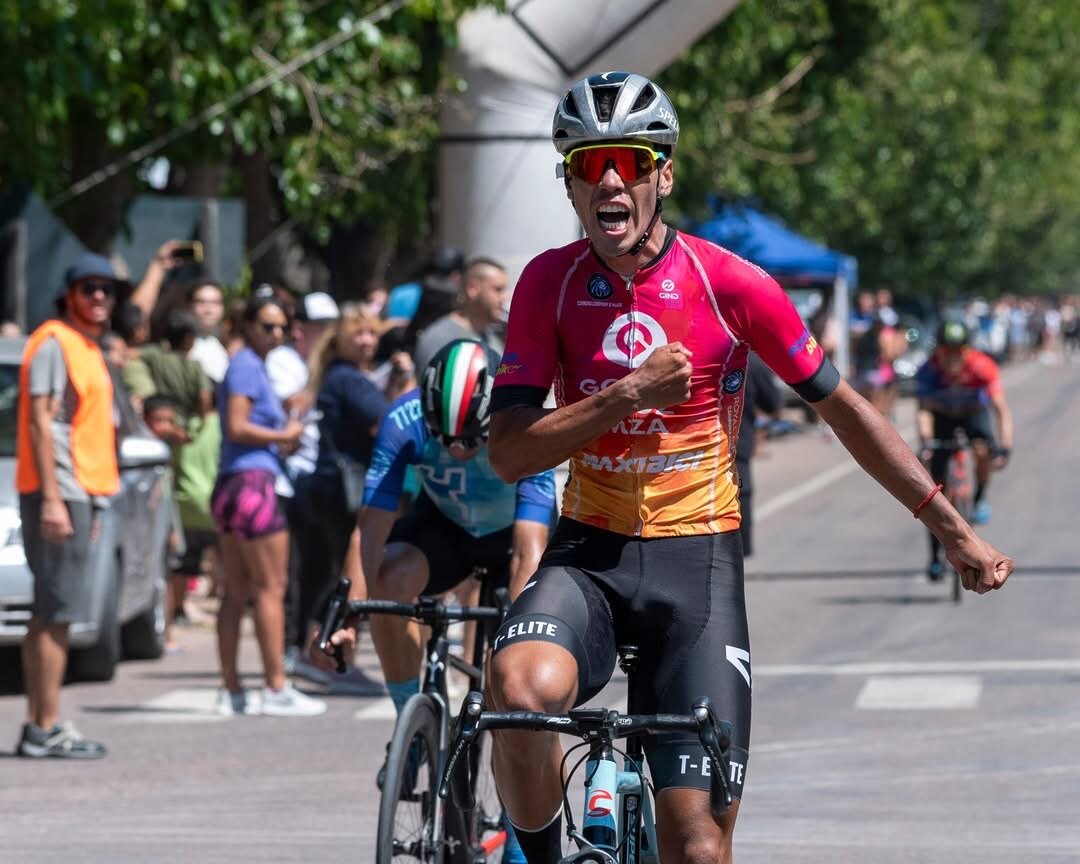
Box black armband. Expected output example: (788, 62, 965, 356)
(792, 356, 841, 404)
(491, 385, 548, 413)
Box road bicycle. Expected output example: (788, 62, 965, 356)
(923, 432, 976, 603)
(319, 577, 510, 863)
(439, 646, 734, 864)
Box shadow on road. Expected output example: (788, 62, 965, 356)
(81, 703, 214, 718)
(136, 669, 263, 681)
(748, 565, 1080, 580)
(822, 594, 955, 606)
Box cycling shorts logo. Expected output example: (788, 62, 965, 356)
(602, 312, 668, 368)
(587, 274, 614, 300)
(722, 369, 745, 394)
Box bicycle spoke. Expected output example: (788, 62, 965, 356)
(387, 729, 437, 861)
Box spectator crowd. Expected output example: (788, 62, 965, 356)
(12, 241, 511, 752)
(8, 238, 1077, 754)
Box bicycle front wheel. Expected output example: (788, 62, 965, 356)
(377, 694, 443, 864)
(468, 728, 506, 861)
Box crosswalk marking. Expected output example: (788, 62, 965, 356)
(855, 675, 982, 710)
(756, 657, 1080, 676)
(119, 688, 228, 723)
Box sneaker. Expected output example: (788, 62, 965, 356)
(973, 500, 992, 525)
(376, 742, 391, 790)
(292, 655, 331, 687)
(376, 741, 424, 793)
(17, 722, 106, 759)
(216, 688, 258, 716)
(261, 685, 327, 717)
(927, 561, 945, 583)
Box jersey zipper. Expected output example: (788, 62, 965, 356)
(621, 272, 645, 537)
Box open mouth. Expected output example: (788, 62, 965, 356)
(596, 203, 631, 234)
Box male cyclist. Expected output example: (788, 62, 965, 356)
(486, 71, 1013, 864)
(313, 340, 554, 860)
(916, 320, 1013, 578)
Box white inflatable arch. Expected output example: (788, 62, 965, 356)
(439, 0, 743, 280)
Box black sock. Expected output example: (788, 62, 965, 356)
(975, 482, 985, 504)
(512, 813, 563, 864)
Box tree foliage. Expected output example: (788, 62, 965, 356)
(0, 0, 490, 257)
(1, 1, 1075, 298)
(660, 0, 1080, 297)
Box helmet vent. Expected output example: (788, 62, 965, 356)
(646, 121, 670, 132)
(562, 92, 580, 119)
(591, 86, 620, 123)
(630, 84, 655, 113)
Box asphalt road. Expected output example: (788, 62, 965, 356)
(1, 357, 1077, 863)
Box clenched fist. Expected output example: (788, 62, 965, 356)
(630, 343, 693, 410)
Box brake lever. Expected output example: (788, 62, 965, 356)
(692, 698, 733, 818)
(316, 578, 351, 674)
(439, 690, 484, 804)
(493, 587, 511, 621)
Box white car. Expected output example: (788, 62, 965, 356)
(0, 336, 173, 681)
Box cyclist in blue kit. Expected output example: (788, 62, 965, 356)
(314, 340, 554, 861)
(314, 339, 555, 708)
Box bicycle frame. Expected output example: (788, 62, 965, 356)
(924, 432, 976, 602)
(441, 695, 733, 864)
(318, 579, 508, 861)
(577, 740, 659, 864)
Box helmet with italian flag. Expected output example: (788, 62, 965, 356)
(421, 339, 501, 449)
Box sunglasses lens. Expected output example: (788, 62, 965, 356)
(79, 280, 114, 297)
(568, 146, 658, 184)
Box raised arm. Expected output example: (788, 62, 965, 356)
(814, 381, 1011, 592)
(129, 240, 183, 319)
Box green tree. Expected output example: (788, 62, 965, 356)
(0, 0, 492, 289)
(660, 0, 1080, 297)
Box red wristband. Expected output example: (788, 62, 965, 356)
(913, 483, 944, 519)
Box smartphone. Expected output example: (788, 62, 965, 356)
(173, 241, 204, 263)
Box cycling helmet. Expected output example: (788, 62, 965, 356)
(937, 320, 971, 347)
(421, 339, 500, 448)
(552, 71, 679, 156)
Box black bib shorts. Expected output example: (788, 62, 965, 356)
(492, 518, 753, 799)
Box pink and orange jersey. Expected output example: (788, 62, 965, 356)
(493, 231, 837, 538)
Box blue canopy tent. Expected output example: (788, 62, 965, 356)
(693, 204, 858, 375)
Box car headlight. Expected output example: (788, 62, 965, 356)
(0, 506, 22, 548)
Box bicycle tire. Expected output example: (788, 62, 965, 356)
(468, 728, 506, 861)
(377, 694, 443, 864)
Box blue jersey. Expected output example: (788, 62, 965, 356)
(363, 390, 556, 537)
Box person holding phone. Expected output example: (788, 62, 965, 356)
(127, 239, 192, 323)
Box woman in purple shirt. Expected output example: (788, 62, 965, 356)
(211, 292, 325, 717)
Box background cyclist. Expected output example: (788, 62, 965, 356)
(486, 71, 1014, 864)
(916, 320, 1014, 578)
